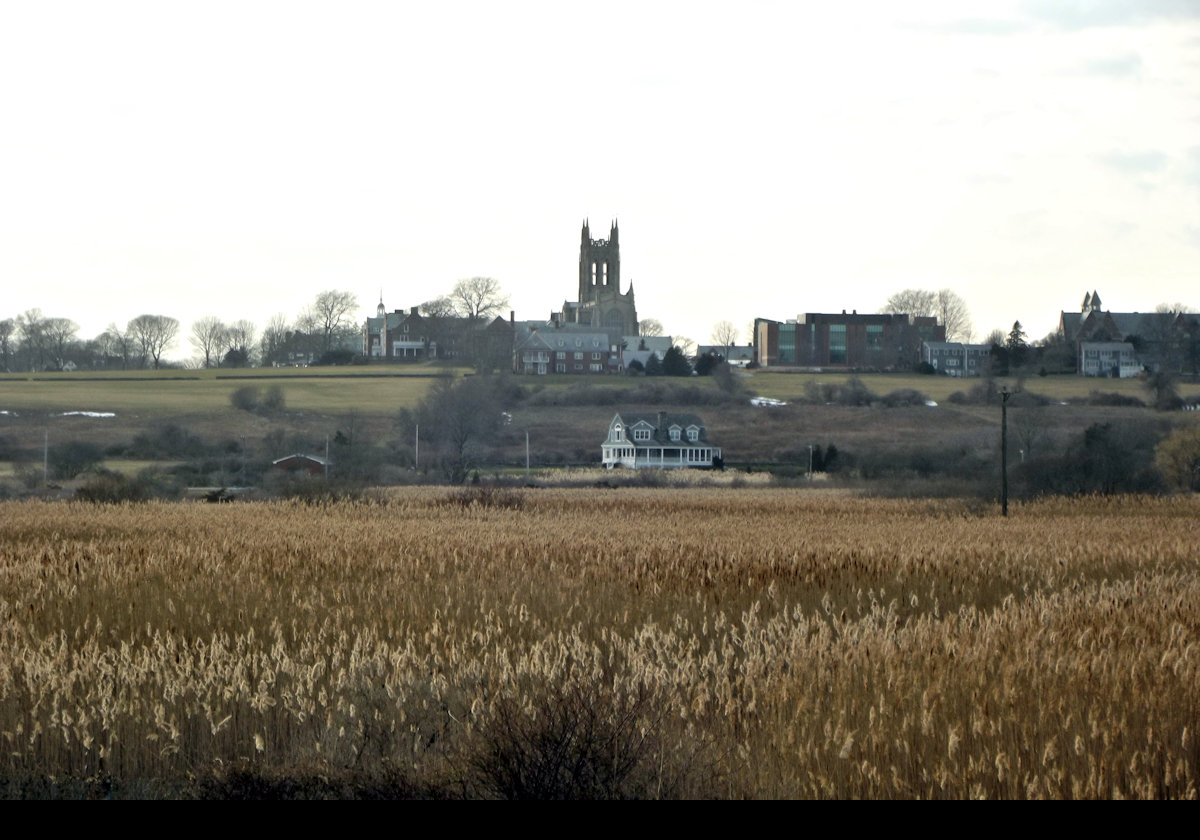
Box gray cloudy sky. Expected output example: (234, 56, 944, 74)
(2, 1, 1198, 357)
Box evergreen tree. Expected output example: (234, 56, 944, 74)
(1006, 321, 1028, 369)
(662, 346, 692, 376)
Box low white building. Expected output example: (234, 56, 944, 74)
(601, 411, 723, 469)
(922, 341, 991, 377)
(1079, 341, 1140, 378)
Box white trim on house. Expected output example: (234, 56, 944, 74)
(601, 411, 723, 469)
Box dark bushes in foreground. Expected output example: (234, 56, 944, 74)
(75, 469, 184, 503)
(1014, 421, 1166, 497)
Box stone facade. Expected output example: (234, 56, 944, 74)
(559, 220, 639, 337)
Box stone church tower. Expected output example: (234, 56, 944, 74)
(561, 220, 639, 336)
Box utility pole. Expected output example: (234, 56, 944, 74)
(1000, 388, 1010, 517)
(525, 430, 530, 479)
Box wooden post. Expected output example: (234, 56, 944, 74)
(1001, 388, 1010, 517)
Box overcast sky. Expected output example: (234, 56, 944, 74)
(2, 1, 1198, 358)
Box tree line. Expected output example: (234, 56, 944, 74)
(0, 290, 361, 372)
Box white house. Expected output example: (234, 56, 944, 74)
(601, 411, 723, 469)
(1079, 341, 1140, 378)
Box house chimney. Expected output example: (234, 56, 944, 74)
(410, 306, 419, 316)
(657, 411, 666, 430)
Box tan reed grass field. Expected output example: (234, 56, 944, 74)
(0, 490, 1197, 798)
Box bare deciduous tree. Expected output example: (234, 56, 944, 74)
(638, 318, 664, 337)
(884, 288, 973, 342)
(127, 314, 179, 369)
(223, 319, 258, 367)
(883, 289, 937, 318)
(711, 321, 738, 356)
(935, 289, 974, 342)
(260, 313, 290, 367)
(420, 296, 457, 318)
(450, 277, 509, 322)
(17, 309, 47, 371)
(303, 290, 359, 355)
(43, 318, 79, 370)
(0, 318, 15, 372)
(190, 316, 227, 369)
(99, 323, 135, 370)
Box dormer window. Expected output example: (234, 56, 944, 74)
(669, 427, 681, 441)
(687, 428, 699, 442)
(633, 428, 651, 442)
(613, 425, 624, 441)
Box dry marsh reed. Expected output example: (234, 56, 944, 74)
(0, 490, 1197, 798)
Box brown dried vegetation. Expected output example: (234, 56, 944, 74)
(0, 490, 1197, 798)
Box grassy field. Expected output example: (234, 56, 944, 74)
(746, 369, 1162, 403)
(2, 365, 1183, 416)
(2, 366, 1193, 486)
(0, 367, 444, 414)
(1, 490, 1196, 798)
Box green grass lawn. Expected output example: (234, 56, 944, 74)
(743, 370, 1158, 403)
(0, 368, 446, 414)
(2, 365, 1176, 418)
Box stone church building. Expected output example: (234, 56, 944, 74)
(558, 220, 639, 337)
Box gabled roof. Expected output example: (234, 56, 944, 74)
(272, 453, 330, 466)
(610, 411, 714, 446)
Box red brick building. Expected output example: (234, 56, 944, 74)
(754, 312, 944, 369)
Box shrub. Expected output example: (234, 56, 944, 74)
(49, 440, 104, 480)
(196, 762, 429, 800)
(271, 477, 370, 504)
(125, 422, 208, 459)
(74, 469, 183, 503)
(75, 471, 153, 503)
(1155, 425, 1200, 492)
(261, 385, 286, 411)
(1085, 390, 1145, 408)
(1013, 421, 1166, 497)
(1145, 370, 1182, 411)
(880, 388, 931, 407)
(443, 485, 525, 510)
(460, 680, 711, 799)
(230, 385, 259, 412)
(316, 350, 358, 366)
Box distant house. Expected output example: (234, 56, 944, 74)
(1078, 341, 1140, 378)
(622, 335, 674, 371)
(272, 454, 329, 476)
(1060, 291, 1200, 374)
(514, 322, 623, 375)
(922, 341, 991, 377)
(695, 343, 755, 367)
(601, 411, 723, 469)
(363, 302, 434, 360)
(363, 299, 515, 372)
